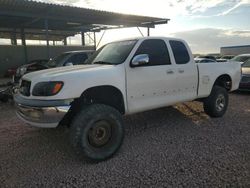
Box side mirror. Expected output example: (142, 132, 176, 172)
(131, 54, 149, 67)
(65, 62, 73, 66)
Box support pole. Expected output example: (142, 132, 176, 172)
(44, 19, 50, 59)
(21, 29, 26, 46)
(147, 27, 150, 36)
(93, 32, 96, 50)
(11, 29, 17, 45)
(63, 37, 67, 46)
(81, 31, 85, 46)
(21, 28, 28, 64)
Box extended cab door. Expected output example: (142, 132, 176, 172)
(126, 39, 182, 114)
(168, 40, 198, 102)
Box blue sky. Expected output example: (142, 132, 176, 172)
(12, 0, 250, 53)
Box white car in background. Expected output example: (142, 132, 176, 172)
(194, 58, 217, 63)
(216, 55, 235, 63)
(229, 54, 250, 64)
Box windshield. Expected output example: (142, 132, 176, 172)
(230, 56, 250, 63)
(242, 59, 250, 67)
(45, 53, 70, 68)
(85, 40, 137, 65)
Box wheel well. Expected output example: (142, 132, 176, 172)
(78, 85, 125, 114)
(213, 74, 232, 91)
(60, 85, 125, 127)
(69, 85, 125, 113)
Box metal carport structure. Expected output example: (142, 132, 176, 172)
(0, 0, 169, 63)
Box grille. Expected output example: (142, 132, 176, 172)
(20, 80, 31, 96)
(241, 76, 250, 83)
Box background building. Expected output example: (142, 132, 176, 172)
(220, 45, 250, 55)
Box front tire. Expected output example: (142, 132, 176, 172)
(203, 86, 228, 117)
(70, 104, 124, 161)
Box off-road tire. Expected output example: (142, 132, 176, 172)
(203, 86, 228, 117)
(70, 104, 124, 161)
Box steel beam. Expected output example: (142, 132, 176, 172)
(11, 29, 17, 45)
(96, 30, 106, 48)
(44, 19, 50, 59)
(137, 27, 144, 37)
(81, 31, 85, 46)
(21, 28, 28, 64)
(93, 32, 96, 50)
(63, 37, 67, 46)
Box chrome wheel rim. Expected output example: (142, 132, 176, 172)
(216, 94, 225, 112)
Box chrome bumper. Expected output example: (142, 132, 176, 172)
(16, 103, 70, 128)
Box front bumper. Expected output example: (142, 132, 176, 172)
(239, 82, 250, 91)
(14, 95, 71, 128)
(239, 75, 250, 91)
(12, 75, 21, 84)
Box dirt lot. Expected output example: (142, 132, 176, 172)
(0, 92, 249, 187)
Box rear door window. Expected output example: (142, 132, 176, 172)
(169, 40, 190, 64)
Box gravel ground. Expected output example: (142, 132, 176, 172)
(0, 92, 249, 187)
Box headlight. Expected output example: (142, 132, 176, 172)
(16, 68, 21, 75)
(32, 81, 64, 96)
(19, 67, 27, 76)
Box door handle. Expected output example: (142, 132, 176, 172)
(178, 69, 184, 73)
(166, 70, 174, 74)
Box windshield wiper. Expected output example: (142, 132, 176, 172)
(93, 61, 114, 65)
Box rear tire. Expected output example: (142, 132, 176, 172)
(70, 104, 124, 161)
(203, 86, 228, 117)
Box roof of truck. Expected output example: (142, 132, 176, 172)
(108, 36, 186, 43)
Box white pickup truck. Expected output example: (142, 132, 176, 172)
(14, 37, 241, 161)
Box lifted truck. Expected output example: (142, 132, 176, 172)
(14, 37, 241, 161)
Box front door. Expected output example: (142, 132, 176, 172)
(126, 39, 180, 114)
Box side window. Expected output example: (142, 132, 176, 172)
(67, 54, 78, 65)
(77, 53, 89, 64)
(208, 60, 215, 63)
(134, 39, 171, 66)
(68, 53, 88, 65)
(169, 40, 190, 64)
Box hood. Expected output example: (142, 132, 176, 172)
(22, 64, 108, 81)
(17, 62, 47, 76)
(20, 62, 37, 69)
(16, 63, 36, 76)
(242, 67, 250, 75)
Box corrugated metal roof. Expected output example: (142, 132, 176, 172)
(0, 0, 169, 30)
(0, 0, 169, 40)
